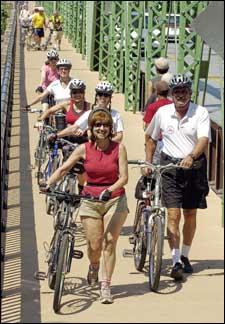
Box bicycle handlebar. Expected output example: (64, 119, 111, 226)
(40, 189, 103, 202)
(128, 159, 201, 170)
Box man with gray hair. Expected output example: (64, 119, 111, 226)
(144, 74, 210, 281)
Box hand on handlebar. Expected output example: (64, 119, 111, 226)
(21, 104, 30, 112)
(179, 156, 194, 169)
(47, 133, 57, 143)
(39, 181, 50, 193)
(35, 86, 44, 93)
(99, 189, 112, 202)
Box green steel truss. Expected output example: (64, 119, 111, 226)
(124, 1, 143, 112)
(40, 1, 212, 112)
(176, 1, 209, 103)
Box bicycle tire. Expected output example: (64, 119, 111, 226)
(53, 233, 70, 313)
(133, 202, 147, 271)
(48, 229, 60, 290)
(148, 215, 164, 292)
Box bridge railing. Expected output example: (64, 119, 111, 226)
(1, 3, 17, 219)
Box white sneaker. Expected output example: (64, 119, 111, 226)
(100, 287, 113, 304)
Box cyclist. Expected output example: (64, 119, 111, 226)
(32, 6, 48, 50)
(144, 57, 170, 111)
(40, 107, 129, 304)
(24, 59, 74, 110)
(144, 74, 210, 280)
(39, 79, 90, 135)
(48, 11, 63, 51)
(51, 81, 124, 143)
(35, 49, 60, 112)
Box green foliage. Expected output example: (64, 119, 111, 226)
(1, 6, 9, 35)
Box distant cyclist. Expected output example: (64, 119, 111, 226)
(32, 6, 48, 50)
(48, 11, 63, 51)
(144, 74, 211, 281)
(53, 81, 124, 143)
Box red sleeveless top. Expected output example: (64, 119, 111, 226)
(83, 141, 125, 198)
(65, 100, 88, 125)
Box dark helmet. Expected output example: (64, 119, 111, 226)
(169, 74, 192, 90)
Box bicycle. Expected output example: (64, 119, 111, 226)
(128, 160, 193, 291)
(35, 189, 102, 313)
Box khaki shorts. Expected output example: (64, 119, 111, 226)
(53, 30, 63, 41)
(79, 194, 129, 219)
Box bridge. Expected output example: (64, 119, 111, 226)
(1, 1, 224, 322)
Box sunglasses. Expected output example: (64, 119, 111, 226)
(94, 122, 110, 128)
(58, 67, 69, 71)
(97, 93, 111, 97)
(71, 90, 85, 94)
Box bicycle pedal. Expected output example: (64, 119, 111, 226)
(129, 236, 135, 244)
(34, 271, 47, 280)
(122, 249, 134, 257)
(72, 250, 83, 259)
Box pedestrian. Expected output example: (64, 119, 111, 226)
(144, 57, 170, 111)
(48, 11, 63, 51)
(32, 6, 48, 50)
(40, 107, 129, 304)
(144, 74, 211, 280)
(143, 80, 173, 164)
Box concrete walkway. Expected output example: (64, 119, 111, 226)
(1, 14, 224, 323)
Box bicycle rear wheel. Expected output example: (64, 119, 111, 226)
(148, 215, 164, 292)
(133, 202, 147, 271)
(53, 233, 70, 313)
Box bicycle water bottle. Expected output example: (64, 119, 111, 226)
(55, 113, 66, 131)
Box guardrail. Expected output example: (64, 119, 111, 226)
(1, 4, 17, 221)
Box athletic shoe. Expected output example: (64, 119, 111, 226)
(100, 287, 114, 304)
(87, 264, 99, 286)
(170, 262, 183, 280)
(181, 255, 193, 273)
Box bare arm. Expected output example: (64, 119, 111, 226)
(108, 143, 128, 192)
(180, 137, 209, 168)
(39, 101, 68, 120)
(145, 135, 157, 162)
(57, 123, 79, 138)
(28, 88, 51, 107)
(47, 145, 85, 187)
(112, 131, 123, 143)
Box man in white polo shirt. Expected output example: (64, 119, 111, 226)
(145, 74, 211, 281)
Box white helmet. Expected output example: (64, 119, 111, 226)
(38, 7, 44, 11)
(56, 59, 72, 69)
(69, 79, 86, 91)
(169, 74, 192, 90)
(47, 49, 59, 60)
(95, 81, 113, 95)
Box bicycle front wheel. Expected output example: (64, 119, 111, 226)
(133, 202, 147, 271)
(148, 215, 164, 292)
(53, 233, 70, 313)
(48, 229, 60, 290)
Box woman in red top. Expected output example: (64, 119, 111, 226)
(39, 78, 91, 142)
(42, 108, 129, 304)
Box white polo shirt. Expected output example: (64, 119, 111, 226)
(47, 79, 74, 104)
(145, 102, 211, 158)
(75, 108, 124, 133)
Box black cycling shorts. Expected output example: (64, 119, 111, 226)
(160, 152, 209, 209)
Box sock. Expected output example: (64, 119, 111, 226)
(181, 244, 191, 258)
(101, 279, 111, 289)
(172, 248, 181, 265)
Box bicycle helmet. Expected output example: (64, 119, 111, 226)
(169, 74, 192, 90)
(95, 82, 114, 95)
(69, 79, 86, 91)
(56, 58, 72, 69)
(47, 49, 59, 60)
